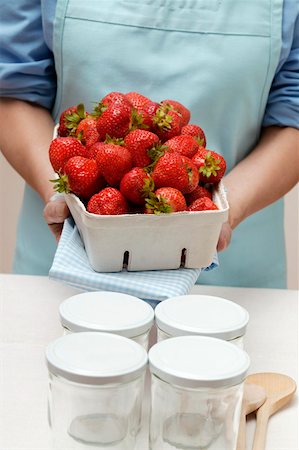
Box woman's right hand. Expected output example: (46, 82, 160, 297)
(43, 195, 70, 242)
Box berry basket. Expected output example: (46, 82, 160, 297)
(63, 183, 229, 272)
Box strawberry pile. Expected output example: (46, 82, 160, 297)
(49, 91, 226, 215)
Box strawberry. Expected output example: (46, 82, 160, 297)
(141, 100, 160, 129)
(185, 185, 212, 206)
(52, 156, 105, 199)
(96, 143, 133, 186)
(76, 116, 99, 150)
(192, 148, 226, 183)
(180, 156, 200, 194)
(181, 124, 206, 148)
(125, 92, 151, 109)
(49, 136, 89, 173)
(145, 187, 187, 214)
(152, 104, 182, 142)
(161, 99, 190, 127)
(151, 152, 196, 194)
(188, 197, 218, 211)
(87, 187, 129, 215)
(87, 141, 106, 159)
(164, 135, 199, 159)
(120, 167, 154, 205)
(58, 103, 86, 137)
(124, 129, 162, 167)
(125, 92, 161, 130)
(94, 92, 133, 140)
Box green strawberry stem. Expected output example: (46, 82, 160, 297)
(145, 144, 168, 173)
(50, 174, 71, 194)
(153, 107, 173, 130)
(145, 191, 172, 214)
(199, 151, 221, 178)
(65, 103, 86, 135)
(130, 108, 149, 131)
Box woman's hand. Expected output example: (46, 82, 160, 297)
(43, 195, 70, 241)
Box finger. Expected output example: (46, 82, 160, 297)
(48, 222, 64, 242)
(217, 222, 232, 252)
(44, 201, 70, 225)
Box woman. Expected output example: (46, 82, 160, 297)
(0, 0, 298, 287)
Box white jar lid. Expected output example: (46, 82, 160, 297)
(59, 291, 154, 337)
(149, 336, 250, 388)
(155, 295, 249, 340)
(46, 332, 148, 385)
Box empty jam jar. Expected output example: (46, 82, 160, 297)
(155, 294, 249, 348)
(59, 291, 154, 350)
(148, 335, 250, 450)
(46, 332, 148, 450)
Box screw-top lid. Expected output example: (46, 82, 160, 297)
(155, 295, 249, 340)
(59, 291, 154, 337)
(46, 332, 148, 385)
(149, 335, 250, 388)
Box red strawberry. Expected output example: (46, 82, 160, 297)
(96, 143, 133, 186)
(161, 99, 190, 127)
(125, 92, 160, 130)
(141, 100, 160, 129)
(87, 187, 129, 215)
(53, 156, 105, 199)
(49, 137, 89, 172)
(58, 104, 86, 137)
(120, 167, 154, 205)
(185, 185, 212, 206)
(152, 104, 182, 142)
(76, 116, 100, 150)
(151, 152, 194, 194)
(87, 141, 106, 159)
(188, 197, 218, 211)
(94, 92, 133, 140)
(180, 156, 200, 194)
(124, 129, 161, 167)
(181, 124, 206, 148)
(145, 187, 187, 214)
(192, 148, 226, 183)
(164, 135, 199, 159)
(125, 92, 151, 109)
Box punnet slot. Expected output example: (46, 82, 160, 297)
(180, 249, 187, 268)
(123, 251, 129, 270)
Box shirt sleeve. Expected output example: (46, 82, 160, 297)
(263, 5, 299, 129)
(0, 1, 57, 110)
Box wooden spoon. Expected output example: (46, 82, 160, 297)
(236, 382, 266, 450)
(247, 372, 297, 450)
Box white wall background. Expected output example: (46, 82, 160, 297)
(0, 152, 298, 288)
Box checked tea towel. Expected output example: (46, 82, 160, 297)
(49, 218, 218, 305)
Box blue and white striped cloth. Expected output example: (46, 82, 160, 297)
(49, 218, 218, 305)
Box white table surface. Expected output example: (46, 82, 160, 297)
(0, 274, 298, 450)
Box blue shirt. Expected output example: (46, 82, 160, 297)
(0, 0, 298, 129)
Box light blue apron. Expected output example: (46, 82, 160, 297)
(14, 0, 286, 288)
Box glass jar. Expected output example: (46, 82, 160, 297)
(59, 291, 154, 350)
(148, 336, 250, 450)
(155, 294, 249, 348)
(46, 332, 148, 450)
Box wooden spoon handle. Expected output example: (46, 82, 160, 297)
(252, 407, 270, 450)
(236, 413, 247, 450)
